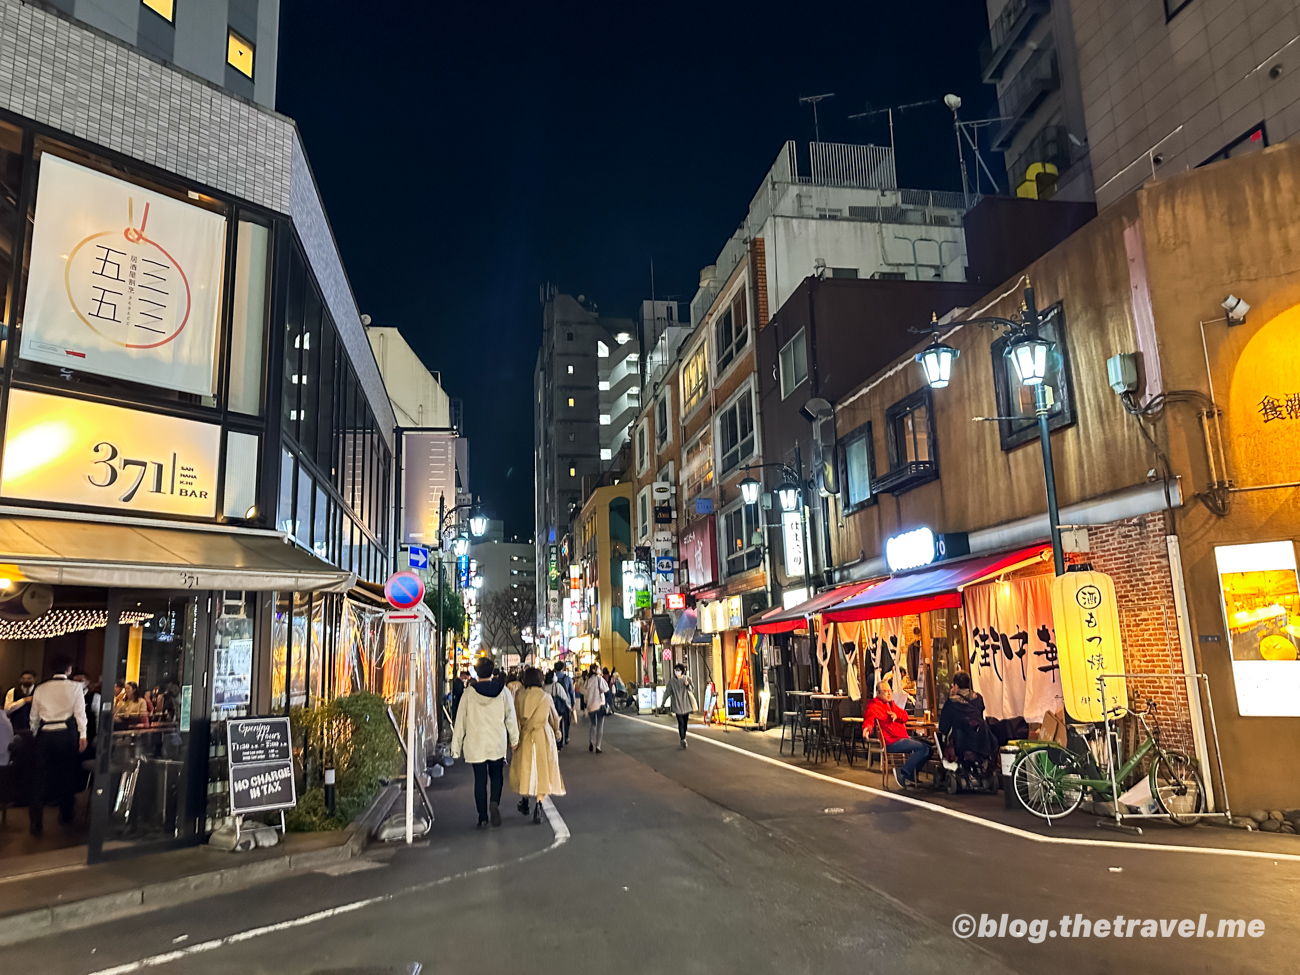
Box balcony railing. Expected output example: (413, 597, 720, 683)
(992, 48, 1060, 151)
(979, 0, 1050, 82)
(871, 460, 938, 496)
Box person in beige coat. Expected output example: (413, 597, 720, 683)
(510, 667, 565, 823)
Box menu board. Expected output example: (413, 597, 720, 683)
(725, 689, 747, 720)
(226, 717, 296, 814)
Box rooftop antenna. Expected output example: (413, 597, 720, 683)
(799, 93, 836, 144)
(848, 99, 938, 186)
(944, 94, 971, 209)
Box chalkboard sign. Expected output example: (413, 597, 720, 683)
(226, 717, 297, 815)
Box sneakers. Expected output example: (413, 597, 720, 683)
(894, 768, 908, 789)
(489, 801, 502, 827)
(476, 820, 489, 830)
(680, 739, 687, 749)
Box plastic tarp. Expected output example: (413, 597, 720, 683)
(821, 545, 1050, 623)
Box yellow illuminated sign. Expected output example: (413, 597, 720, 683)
(1050, 570, 1127, 722)
(1, 390, 221, 517)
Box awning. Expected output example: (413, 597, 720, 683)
(822, 544, 1050, 623)
(670, 608, 711, 645)
(748, 581, 876, 634)
(0, 516, 355, 593)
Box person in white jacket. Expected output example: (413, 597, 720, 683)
(582, 666, 610, 753)
(452, 657, 520, 828)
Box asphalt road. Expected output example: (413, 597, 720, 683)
(8, 714, 1300, 975)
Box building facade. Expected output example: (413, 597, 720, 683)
(0, 0, 397, 863)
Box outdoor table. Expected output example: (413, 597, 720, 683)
(841, 716, 865, 766)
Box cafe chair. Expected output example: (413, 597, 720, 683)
(839, 717, 865, 767)
(779, 708, 801, 756)
(865, 719, 907, 790)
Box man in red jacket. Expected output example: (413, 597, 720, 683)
(864, 678, 931, 788)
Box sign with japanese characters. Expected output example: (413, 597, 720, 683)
(1049, 571, 1126, 722)
(782, 511, 805, 577)
(21, 154, 226, 396)
(966, 576, 1066, 723)
(0, 389, 221, 516)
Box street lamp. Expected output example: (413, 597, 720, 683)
(469, 512, 489, 537)
(913, 285, 1065, 576)
(739, 475, 762, 506)
(775, 480, 801, 513)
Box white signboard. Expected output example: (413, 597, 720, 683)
(21, 155, 226, 396)
(1, 389, 221, 517)
(782, 511, 805, 577)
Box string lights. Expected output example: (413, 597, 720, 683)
(0, 609, 151, 641)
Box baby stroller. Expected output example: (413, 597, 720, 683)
(932, 723, 1000, 795)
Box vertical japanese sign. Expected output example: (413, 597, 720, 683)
(1050, 571, 1126, 722)
(966, 577, 1065, 722)
(781, 511, 805, 577)
(21, 154, 226, 396)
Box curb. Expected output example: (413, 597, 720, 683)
(0, 782, 401, 947)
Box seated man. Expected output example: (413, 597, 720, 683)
(865, 679, 930, 788)
(939, 672, 996, 762)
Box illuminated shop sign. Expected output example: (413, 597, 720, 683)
(782, 511, 805, 577)
(21, 155, 227, 397)
(666, 593, 686, 611)
(1, 389, 220, 517)
(1215, 541, 1300, 717)
(884, 527, 970, 573)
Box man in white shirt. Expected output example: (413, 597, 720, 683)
(28, 657, 87, 836)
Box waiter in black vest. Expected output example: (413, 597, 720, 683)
(4, 669, 37, 732)
(28, 657, 87, 836)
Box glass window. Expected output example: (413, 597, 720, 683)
(1199, 122, 1267, 167)
(316, 314, 337, 468)
(714, 290, 748, 374)
(289, 592, 309, 708)
(680, 341, 708, 415)
(223, 430, 260, 519)
(886, 390, 934, 468)
(309, 594, 326, 706)
(299, 287, 321, 456)
(840, 424, 874, 511)
(718, 389, 755, 475)
(313, 484, 328, 558)
(229, 221, 269, 415)
(227, 29, 255, 79)
(143, 0, 174, 21)
(723, 503, 762, 577)
(780, 329, 808, 399)
(656, 391, 670, 447)
(341, 519, 353, 574)
(276, 448, 295, 535)
(0, 120, 22, 344)
(636, 423, 648, 473)
(282, 253, 305, 436)
(270, 592, 291, 715)
(637, 488, 650, 540)
(295, 463, 312, 546)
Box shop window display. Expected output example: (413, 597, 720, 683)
(1216, 541, 1300, 716)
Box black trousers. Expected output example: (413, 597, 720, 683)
(471, 759, 504, 822)
(676, 713, 689, 740)
(31, 725, 78, 828)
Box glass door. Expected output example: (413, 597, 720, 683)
(88, 592, 210, 862)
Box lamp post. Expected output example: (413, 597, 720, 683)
(740, 459, 814, 606)
(434, 497, 489, 719)
(914, 286, 1065, 576)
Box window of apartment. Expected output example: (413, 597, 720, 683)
(227, 29, 255, 79)
(567, 364, 574, 374)
(717, 387, 756, 476)
(722, 502, 763, 577)
(682, 429, 713, 503)
(598, 381, 610, 391)
(1199, 123, 1268, 167)
(714, 289, 749, 374)
(655, 389, 672, 449)
(989, 302, 1076, 450)
(567, 331, 574, 341)
(1163, 0, 1193, 20)
(680, 341, 708, 416)
(567, 433, 575, 442)
(839, 422, 876, 513)
(637, 486, 652, 540)
(600, 448, 612, 461)
(829, 267, 859, 279)
(569, 466, 576, 477)
(567, 397, 575, 407)
(142, 0, 173, 21)
(780, 329, 809, 399)
(635, 421, 650, 475)
(886, 389, 935, 469)
(599, 414, 611, 425)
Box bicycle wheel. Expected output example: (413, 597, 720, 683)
(1151, 751, 1206, 826)
(1011, 746, 1084, 821)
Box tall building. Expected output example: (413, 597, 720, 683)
(533, 289, 635, 633)
(36, 0, 279, 108)
(0, 0, 397, 863)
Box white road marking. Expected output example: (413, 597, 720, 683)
(84, 801, 571, 975)
(624, 714, 1300, 865)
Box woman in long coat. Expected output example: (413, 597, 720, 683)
(510, 667, 565, 823)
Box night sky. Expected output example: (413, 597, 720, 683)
(276, 1, 996, 540)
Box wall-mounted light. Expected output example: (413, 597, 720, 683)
(916, 338, 959, 388)
(740, 476, 761, 506)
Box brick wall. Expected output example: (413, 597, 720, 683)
(1077, 511, 1196, 755)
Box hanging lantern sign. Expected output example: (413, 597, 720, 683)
(1050, 570, 1127, 722)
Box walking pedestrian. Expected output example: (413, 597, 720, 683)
(553, 662, 575, 746)
(545, 669, 573, 751)
(583, 666, 610, 753)
(511, 667, 565, 824)
(28, 656, 87, 836)
(451, 657, 519, 828)
(662, 664, 697, 748)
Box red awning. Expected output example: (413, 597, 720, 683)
(748, 581, 876, 634)
(822, 544, 1050, 624)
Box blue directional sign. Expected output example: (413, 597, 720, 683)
(407, 545, 429, 570)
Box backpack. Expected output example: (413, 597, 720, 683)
(549, 681, 570, 714)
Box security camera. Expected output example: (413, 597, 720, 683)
(943, 93, 962, 111)
(1222, 294, 1249, 324)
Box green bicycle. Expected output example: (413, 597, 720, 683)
(1010, 699, 1206, 826)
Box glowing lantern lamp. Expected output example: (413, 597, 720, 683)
(740, 476, 761, 506)
(1006, 331, 1053, 386)
(916, 338, 959, 388)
